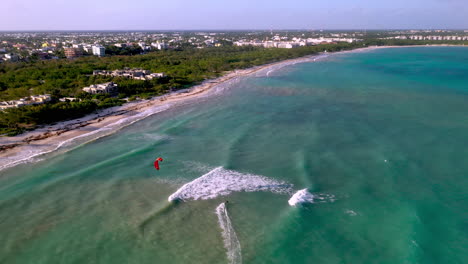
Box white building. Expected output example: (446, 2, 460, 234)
(4, 53, 19, 62)
(151, 42, 168, 50)
(92, 45, 105, 57)
(263, 41, 278, 48)
(234, 41, 264, 47)
(72, 44, 83, 50)
(306, 37, 357, 45)
(82, 82, 118, 94)
(138, 42, 151, 51)
(0, 94, 51, 110)
(92, 68, 165, 80)
(145, 72, 166, 80)
(29, 94, 51, 103)
(59, 97, 80, 102)
(277, 42, 299, 49)
(0, 100, 26, 110)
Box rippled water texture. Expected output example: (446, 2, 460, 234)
(1, 47, 467, 264)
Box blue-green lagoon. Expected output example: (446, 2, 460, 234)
(1, 47, 467, 263)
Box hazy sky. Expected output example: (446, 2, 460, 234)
(2, 0, 468, 30)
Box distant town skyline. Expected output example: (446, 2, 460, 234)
(2, 0, 468, 31)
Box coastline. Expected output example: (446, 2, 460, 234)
(0, 51, 329, 171)
(0, 44, 465, 171)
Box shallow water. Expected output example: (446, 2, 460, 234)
(1, 47, 467, 264)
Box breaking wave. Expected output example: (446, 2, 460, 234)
(288, 189, 315, 206)
(288, 189, 337, 206)
(216, 202, 242, 264)
(168, 167, 293, 202)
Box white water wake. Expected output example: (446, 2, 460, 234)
(216, 202, 242, 264)
(168, 167, 293, 202)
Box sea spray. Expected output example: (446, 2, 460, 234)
(288, 189, 315, 206)
(168, 167, 293, 201)
(288, 189, 337, 206)
(216, 202, 242, 264)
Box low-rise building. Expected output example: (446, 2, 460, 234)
(82, 82, 118, 94)
(263, 41, 278, 48)
(0, 100, 25, 110)
(30, 94, 51, 103)
(59, 97, 80, 102)
(145, 72, 166, 80)
(277, 42, 299, 49)
(0, 94, 51, 110)
(93, 68, 165, 80)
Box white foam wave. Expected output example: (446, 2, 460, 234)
(288, 189, 337, 206)
(345, 209, 357, 216)
(288, 189, 315, 206)
(216, 202, 242, 264)
(168, 167, 293, 201)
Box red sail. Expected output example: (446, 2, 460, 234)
(154, 157, 163, 170)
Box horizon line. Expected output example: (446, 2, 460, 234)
(1, 28, 468, 32)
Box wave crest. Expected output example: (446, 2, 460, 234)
(288, 189, 315, 206)
(288, 189, 337, 206)
(168, 167, 293, 201)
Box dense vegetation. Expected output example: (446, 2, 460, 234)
(0, 39, 466, 136)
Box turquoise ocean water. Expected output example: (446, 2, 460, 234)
(1, 47, 467, 263)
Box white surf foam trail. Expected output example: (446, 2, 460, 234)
(288, 189, 337, 206)
(168, 167, 293, 202)
(216, 202, 242, 264)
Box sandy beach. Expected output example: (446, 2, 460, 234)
(1, 44, 465, 171)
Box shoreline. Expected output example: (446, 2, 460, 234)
(0, 44, 465, 171)
(0, 51, 329, 170)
